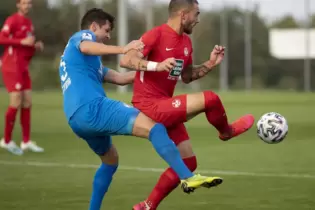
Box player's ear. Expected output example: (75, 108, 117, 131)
(180, 10, 188, 22)
(90, 22, 98, 32)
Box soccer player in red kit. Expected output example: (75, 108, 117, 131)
(0, 0, 44, 155)
(120, 0, 255, 209)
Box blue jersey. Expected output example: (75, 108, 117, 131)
(59, 30, 109, 120)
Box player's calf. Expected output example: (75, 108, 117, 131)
(186, 90, 253, 139)
(90, 145, 119, 210)
(100, 144, 119, 165)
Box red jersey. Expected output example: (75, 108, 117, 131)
(0, 13, 35, 72)
(132, 24, 193, 103)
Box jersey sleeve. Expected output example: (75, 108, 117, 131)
(140, 28, 160, 57)
(0, 16, 23, 46)
(187, 50, 193, 66)
(74, 31, 96, 50)
(102, 66, 110, 83)
(187, 37, 193, 66)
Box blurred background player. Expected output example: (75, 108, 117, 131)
(120, 0, 255, 209)
(0, 0, 44, 155)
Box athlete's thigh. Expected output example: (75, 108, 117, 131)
(22, 70, 32, 91)
(69, 117, 113, 156)
(1, 71, 23, 92)
(148, 95, 188, 127)
(22, 71, 32, 107)
(96, 98, 140, 136)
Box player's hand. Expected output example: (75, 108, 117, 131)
(123, 40, 144, 54)
(21, 36, 36, 46)
(156, 58, 176, 72)
(35, 41, 44, 51)
(208, 45, 225, 67)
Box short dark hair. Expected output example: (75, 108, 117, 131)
(80, 8, 115, 30)
(168, 0, 198, 15)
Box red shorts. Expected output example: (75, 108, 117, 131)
(1, 70, 31, 92)
(133, 95, 189, 145)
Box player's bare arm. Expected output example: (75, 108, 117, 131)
(120, 49, 176, 72)
(181, 63, 212, 83)
(79, 40, 143, 56)
(104, 69, 136, 85)
(181, 45, 225, 83)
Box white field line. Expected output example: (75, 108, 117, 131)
(0, 160, 314, 179)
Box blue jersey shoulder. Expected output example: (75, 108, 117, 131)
(58, 30, 110, 120)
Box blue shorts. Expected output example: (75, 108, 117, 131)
(68, 97, 140, 156)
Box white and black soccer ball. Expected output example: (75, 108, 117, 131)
(256, 112, 288, 144)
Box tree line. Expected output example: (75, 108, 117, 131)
(0, 0, 314, 91)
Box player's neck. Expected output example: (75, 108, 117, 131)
(17, 11, 27, 17)
(166, 20, 184, 35)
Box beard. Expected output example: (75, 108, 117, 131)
(183, 21, 196, 34)
(183, 25, 193, 34)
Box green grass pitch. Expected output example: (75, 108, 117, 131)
(0, 90, 314, 210)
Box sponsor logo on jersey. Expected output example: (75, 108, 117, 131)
(184, 47, 189, 56)
(168, 59, 184, 80)
(82, 33, 93, 41)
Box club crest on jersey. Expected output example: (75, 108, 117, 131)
(172, 99, 181, 108)
(2, 25, 9, 32)
(15, 83, 22, 90)
(184, 47, 189, 56)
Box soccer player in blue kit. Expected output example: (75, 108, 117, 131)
(58, 8, 222, 210)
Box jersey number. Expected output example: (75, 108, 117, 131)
(59, 59, 71, 93)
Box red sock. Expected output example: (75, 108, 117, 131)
(4, 107, 18, 144)
(21, 107, 31, 143)
(146, 156, 197, 209)
(203, 91, 230, 135)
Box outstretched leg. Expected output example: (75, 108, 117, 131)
(186, 91, 255, 140)
(132, 91, 254, 209)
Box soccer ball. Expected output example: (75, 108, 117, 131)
(256, 112, 288, 144)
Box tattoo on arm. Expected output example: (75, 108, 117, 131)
(137, 60, 148, 71)
(122, 50, 148, 71)
(191, 64, 212, 80)
(182, 64, 212, 83)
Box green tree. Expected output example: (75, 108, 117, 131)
(271, 15, 300, 28)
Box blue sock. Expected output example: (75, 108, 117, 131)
(89, 163, 118, 210)
(149, 123, 194, 180)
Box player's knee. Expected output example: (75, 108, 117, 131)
(22, 91, 32, 108)
(149, 123, 167, 141)
(132, 112, 157, 138)
(22, 100, 32, 108)
(150, 123, 177, 153)
(203, 90, 221, 109)
(9, 92, 23, 108)
(100, 145, 119, 165)
(22, 96, 32, 108)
